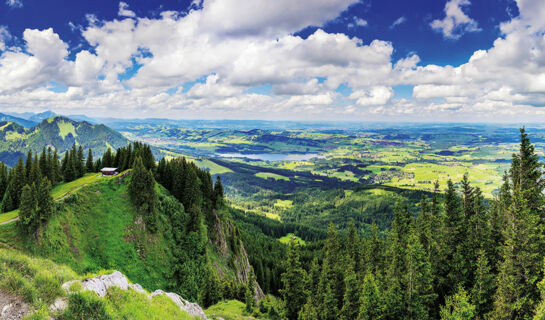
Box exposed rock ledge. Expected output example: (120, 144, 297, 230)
(61, 271, 209, 319)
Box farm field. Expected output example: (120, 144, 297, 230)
(117, 121, 544, 231)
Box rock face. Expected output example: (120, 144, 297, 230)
(61, 271, 209, 319)
(151, 290, 209, 319)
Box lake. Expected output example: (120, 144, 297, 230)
(216, 153, 324, 161)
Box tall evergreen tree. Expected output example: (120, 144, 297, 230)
(17, 184, 37, 236)
(440, 287, 476, 320)
(128, 157, 157, 231)
(86, 149, 94, 173)
(358, 272, 383, 320)
(280, 242, 307, 320)
(340, 262, 361, 320)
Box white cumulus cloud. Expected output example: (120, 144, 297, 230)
(430, 0, 481, 39)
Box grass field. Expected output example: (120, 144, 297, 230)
(255, 172, 289, 181)
(0, 210, 18, 223)
(51, 172, 119, 200)
(206, 300, 254, 320)
(278, 233, 306, 245)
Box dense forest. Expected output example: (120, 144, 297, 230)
(279, 128, 545, 320)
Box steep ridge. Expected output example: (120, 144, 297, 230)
(19, 171, 261, 307)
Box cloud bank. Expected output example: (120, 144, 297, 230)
(0, 0, 544, 122)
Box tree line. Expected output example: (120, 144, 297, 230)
(280, 128, 545, 320)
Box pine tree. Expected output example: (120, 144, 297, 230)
(319, 223, 344, 315)
(404, 229, 435, 319)
(471, 250, 495, 317)
(17, 184, 37, 236)
(322, 282, 339, 320)
(440, 180, 466, 295)
(0, 162, 8, 199)
(340, 263, 361, 320)
(25, 150, 32, 180)
(76, 145, 85, 178)
(440, 287, 476, 320)
(245, 272, 256, 314)
(128, 157, 157, 231)
(11, 157, 27, 208)
(493, 129, 545, 319)
(39, 147, 47, 176)
(300, 258, 321, 319)
(358, 272, 382, 320)
(86, 149, 94, 173)
(280, 242, 307, 320)
(51, 148, 61, 183)
(29, 154, 41, 184)
(346, 220, 361, 272)
(36, 177, 54, 223)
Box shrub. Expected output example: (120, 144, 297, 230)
(62, 291, 112, 320)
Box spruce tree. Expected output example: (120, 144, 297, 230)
(340, 263, 361, 320)
(280, 242, 307, 320)
(404, 229, 435, 319)
(36, 177, 54, 223)
(470, 250, 495, 317)
(128, 157, 157, 231)
(17, 184, 37, 236)
(440, 287, 476, 320)
(86, 149, 94, 173)
(358, 272, 382, 320)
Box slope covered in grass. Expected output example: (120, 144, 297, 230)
(0, 248, 196, 319)
(36, 177, 177, 291)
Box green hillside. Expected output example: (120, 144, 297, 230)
(0, 159, 263, 308)
(0, 116, 129, 166)
(0, 248, 196, 319)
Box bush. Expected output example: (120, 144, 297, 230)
(62, 291, 112, 320)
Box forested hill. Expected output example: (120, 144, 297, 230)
(0, 141, 266, 318)
(0, 116, 128, 166)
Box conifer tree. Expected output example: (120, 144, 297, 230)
(25, 150, 32, 180)
(440, 287, 476, 320)
(319, 223, 344, 314)
(280, 242, 307, 320)
(404, 229, 435, 319)
(17, 184, 37, 236)
(493, 129, 545, 319)
(36, 177, 54, 223)
(323, 282, 339, 320)
(128, 157, 157, 231)
(340, 263, 361, 320)
(39, 147, 47, 176)
(0, 162, 8, 199)
(471, 250, 495, 317)
(86, 149, 94, 173)
(300, 258, 321, 319)
(358, 272, 382, 320)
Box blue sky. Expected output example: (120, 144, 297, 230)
(0, 0, 543, 122)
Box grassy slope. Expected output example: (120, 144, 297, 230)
(206, 300, 255, 320)
(0, 248, 195, 319)
(37, 178, 176, 291)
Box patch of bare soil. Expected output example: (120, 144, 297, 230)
(0, 290, 29, 320)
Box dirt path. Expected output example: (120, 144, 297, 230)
(0, 217, 18, 226)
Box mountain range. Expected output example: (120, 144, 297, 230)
(0, 116, 129, 166)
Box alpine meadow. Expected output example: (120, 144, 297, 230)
(2, 0, 545, 319)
